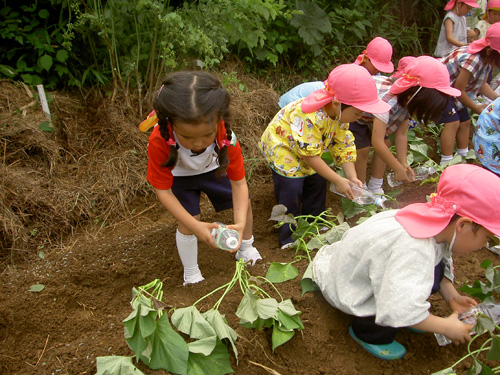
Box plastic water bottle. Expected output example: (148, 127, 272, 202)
(330, 184, 385, 208)
(387, 166, 436, 188)
(434, 302, 500, 346)
(211, 223, 239, 251)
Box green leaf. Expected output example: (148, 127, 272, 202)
(236, 289, 259, 324)
(29, 284, 45, 292)
(38, 9, 49, 19)
(39, 121, 54, 132)
(301, 262, 319, 296)
(188, 336, 217, 356)
(265, 262, 299, 283)
(271, 322, 295, 352)
(39, 54, 53, 72)
(486, 335, 500, 361)
(146, 313, 189, 372)
(202, 309, 238, 360)
(187, 339, 233, 375)
(268, 204, 296, 224)
(123, 304, 157, 362)
(476, 315, 496, 334)
(56, 49, 69, 63)
(255, 298, 279, 320)
(277, 310, 304, 331)
(171, 306, 216, 340)
(96, 356, 144, 374)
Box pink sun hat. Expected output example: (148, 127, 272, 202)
(444, 0, 479, 10)
(487, 0, 500, 10)
(396, 164, 500, 238)
(468, 22, 500, 53)
(390, 55, 461, 96)
(301, 64, 391, 114)
(390, 56, 417, 79)
(354, 37, 394, 73)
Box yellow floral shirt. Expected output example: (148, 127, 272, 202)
(259, 98, 356, 178)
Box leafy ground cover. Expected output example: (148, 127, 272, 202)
(0, 77, 499, 374)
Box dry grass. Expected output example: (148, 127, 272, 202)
(0, 71, 280, 267)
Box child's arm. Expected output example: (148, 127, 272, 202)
(439, 276, 478, 314)
(341, 162, 362, 187)
(444, 18, 466, 48)
(455, 68, 489, 114)
(155, 188, 218, 247)
(393, 119, 415, 179)
(371, 118, 411, 183)
(229, 177, 249, 243)
(479, 81, 500, 102)
(302, 155, 356, 199)
(410, 312, 473, 344)
(470, 27, 480, 42)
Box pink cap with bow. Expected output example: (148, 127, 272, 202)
(301, 64, 391, 114)
(467, 22, 500, 53)
(390, 55, 461, 97)
(354, 37, 394, 73)
(396, 164, 500, 238)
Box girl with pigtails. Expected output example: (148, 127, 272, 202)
(139, 71, 261, 286)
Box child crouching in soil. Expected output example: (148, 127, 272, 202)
(312, 164, 500, 360)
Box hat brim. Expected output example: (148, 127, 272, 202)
(301, 89, 333, 113)
(467, 38, 490, 54)
(352, 99, 391, 114)
(371, 60, 395, 74)
(390, 82, 461, 97)
(395, 203, 453, 238)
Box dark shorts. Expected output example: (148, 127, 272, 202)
(171, 170, 234, 216)
(438, 98, 470, 124)
(349, 121, 389, 149)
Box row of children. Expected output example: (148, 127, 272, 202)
(137, 5, 500, 361)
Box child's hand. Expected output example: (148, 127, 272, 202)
(193, 222, 219, 249)
(442, 312, 473, 345)
(348, 178, 363, 188)
(449, 295, 477, 314)
(394, 167, 411, 183)
(333, 178, 354, 200)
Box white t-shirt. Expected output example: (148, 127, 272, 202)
(312, 209, 451, 328)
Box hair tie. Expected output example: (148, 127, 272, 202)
(217, 119, 230, 147)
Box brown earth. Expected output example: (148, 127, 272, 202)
(0, 77, 499, 375)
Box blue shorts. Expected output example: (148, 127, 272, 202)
(438, 98, 470, 124)
(349, 121, 389, 149)
(171, 170, 234, 216)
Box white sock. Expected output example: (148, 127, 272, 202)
(440, 154, 453, 165)
(176, 229, 204, 285)
(239, 236, 255, 251)
(236, 236, 262, 265)
(367, 177, 383, 191)
(456, 148, 468, 157)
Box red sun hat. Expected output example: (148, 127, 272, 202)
(396, 164, 500, 238)
(301, 64, 391, 114)
(354, 37, 394, 73)
(468, 22, 500, 54)
(444, 0, 479, 10)
(390, 55, 461, 97)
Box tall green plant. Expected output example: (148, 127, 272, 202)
(0, 1, 72, 89)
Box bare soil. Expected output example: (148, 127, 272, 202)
(1, 180, 499, 375)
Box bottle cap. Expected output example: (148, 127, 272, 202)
(226, 236, 239, 250)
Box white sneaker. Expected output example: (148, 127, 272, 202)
(183, 266, 204, 286)
(235, 246, 262, 266)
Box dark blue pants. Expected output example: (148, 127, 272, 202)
(271, 170, 327, 247)
(352, 260, 445, 344)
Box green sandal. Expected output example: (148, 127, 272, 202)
(349, 326, 406, 360)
